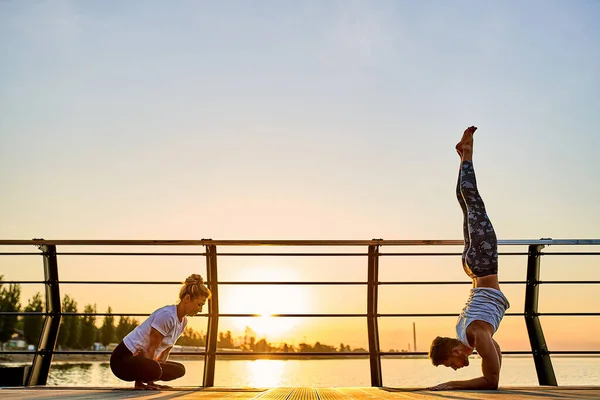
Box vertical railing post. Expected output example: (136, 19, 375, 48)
(27, 245, 61, 386)
(525, 244, 557, 386)
(367, 242, 382, 387)
(203, 243, 219, 387)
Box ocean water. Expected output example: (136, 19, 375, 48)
(31, 357, 600, 388)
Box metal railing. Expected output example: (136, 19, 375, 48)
(0, 238, 599, 387)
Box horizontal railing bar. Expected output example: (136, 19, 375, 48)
(55, 252, 363, 256)
(380, 281, 599, 285)
(0, 252, 523, 257)
(536, 313, 600, 316)
(1, 251, 595, 257)
(1, 350, 598, 357)
(5, 280, 599, 286)
(5, 280, 600, 287)
(379, 281, 524, 285)
(0, 312, 159, 317)
(0, 312, 503, 318)
(55, 281, 186, 285)
(56, 252, 206, 256)
(0, 252, 528, 257)
(379, 313, 600, 317)
(0, 312, 395, 317)
(380, 351, 600, 356)
(6, 280, 600, 287)
(218, 313, 366, 317)
(538, 281, 600, 284)
(217, 252, 528, 256)
(0, 252, 207, 256)
(540, 252, 600, 256)
(0, 351, 205, 356)
(3, 239, 599, 246)
(0, 281, 183, 285)
(380, 252, 527, 256)
(380, 351, 527, 356)
(0, 312, 363, 317)
(0, 312, 46, 316)
(0, 239, 453, 246)
(218, 281, 365, 285)
(0, 253, 41, 256)
(2, 251, 597, 258)
(24, 281, 369, 285)
(213, 352, 371, 356)
(0, 280, 470, 286)
(218, 253, 368, 256)
(0, 312, 358, 317)
(2, 311, 597, 317)
(379, 313, 520, 317)
(0, 351, 374, 356)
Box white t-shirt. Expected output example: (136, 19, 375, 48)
(123, 305, 187, 359)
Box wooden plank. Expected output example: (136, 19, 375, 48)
(183, 388, 266, 399)
(287, 387, 318, 400)
(255, 388, 294, 399)
(316, 388, 351, 399)
(337, 388, 402, 399)
(1, 387, 600, 400)
(0, 388, 264, 400)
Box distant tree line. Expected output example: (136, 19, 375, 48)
(0, 277, 139, 350)
(0, 275, 20, 348)
(0, 277, 367, 353)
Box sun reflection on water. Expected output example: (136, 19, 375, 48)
(245, 359, 286, 387)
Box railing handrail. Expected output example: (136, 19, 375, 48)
(1, 238, 600, 246)
(1, 239, 598, 387)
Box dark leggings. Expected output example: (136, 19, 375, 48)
(457, 160, 498, 278)
(110, 342, 185, 383)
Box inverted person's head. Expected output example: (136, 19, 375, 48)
(429, 336, 470, 370)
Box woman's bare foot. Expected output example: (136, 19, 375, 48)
(146, 382, 161, 390)
(134, 381, 159, 390)
(456, 126, 477, 160)
(154, 384, 172, 389)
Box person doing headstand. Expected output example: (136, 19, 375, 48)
(110, 274, 211, 390)
(428, 126, 510, 390)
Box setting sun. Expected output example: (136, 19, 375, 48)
(220, 264, 311, 341)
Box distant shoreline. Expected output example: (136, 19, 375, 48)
(1, 354, 413, 363)
(2, 353, 597, 365)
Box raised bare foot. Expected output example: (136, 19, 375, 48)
(455, 126, 477, 158)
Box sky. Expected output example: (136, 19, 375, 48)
(1, 0, 599, 358)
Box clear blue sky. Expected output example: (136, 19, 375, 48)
(1, 0, 599, 241)
(1, 1, 599, 350)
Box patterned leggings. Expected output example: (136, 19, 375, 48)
(457, 160, 498, 278)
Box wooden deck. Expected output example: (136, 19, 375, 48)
(1, 387, 599, 399)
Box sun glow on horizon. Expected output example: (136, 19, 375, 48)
(221, 264, 311, 340)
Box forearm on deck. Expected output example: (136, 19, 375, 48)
(446, 376, 499, 390)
